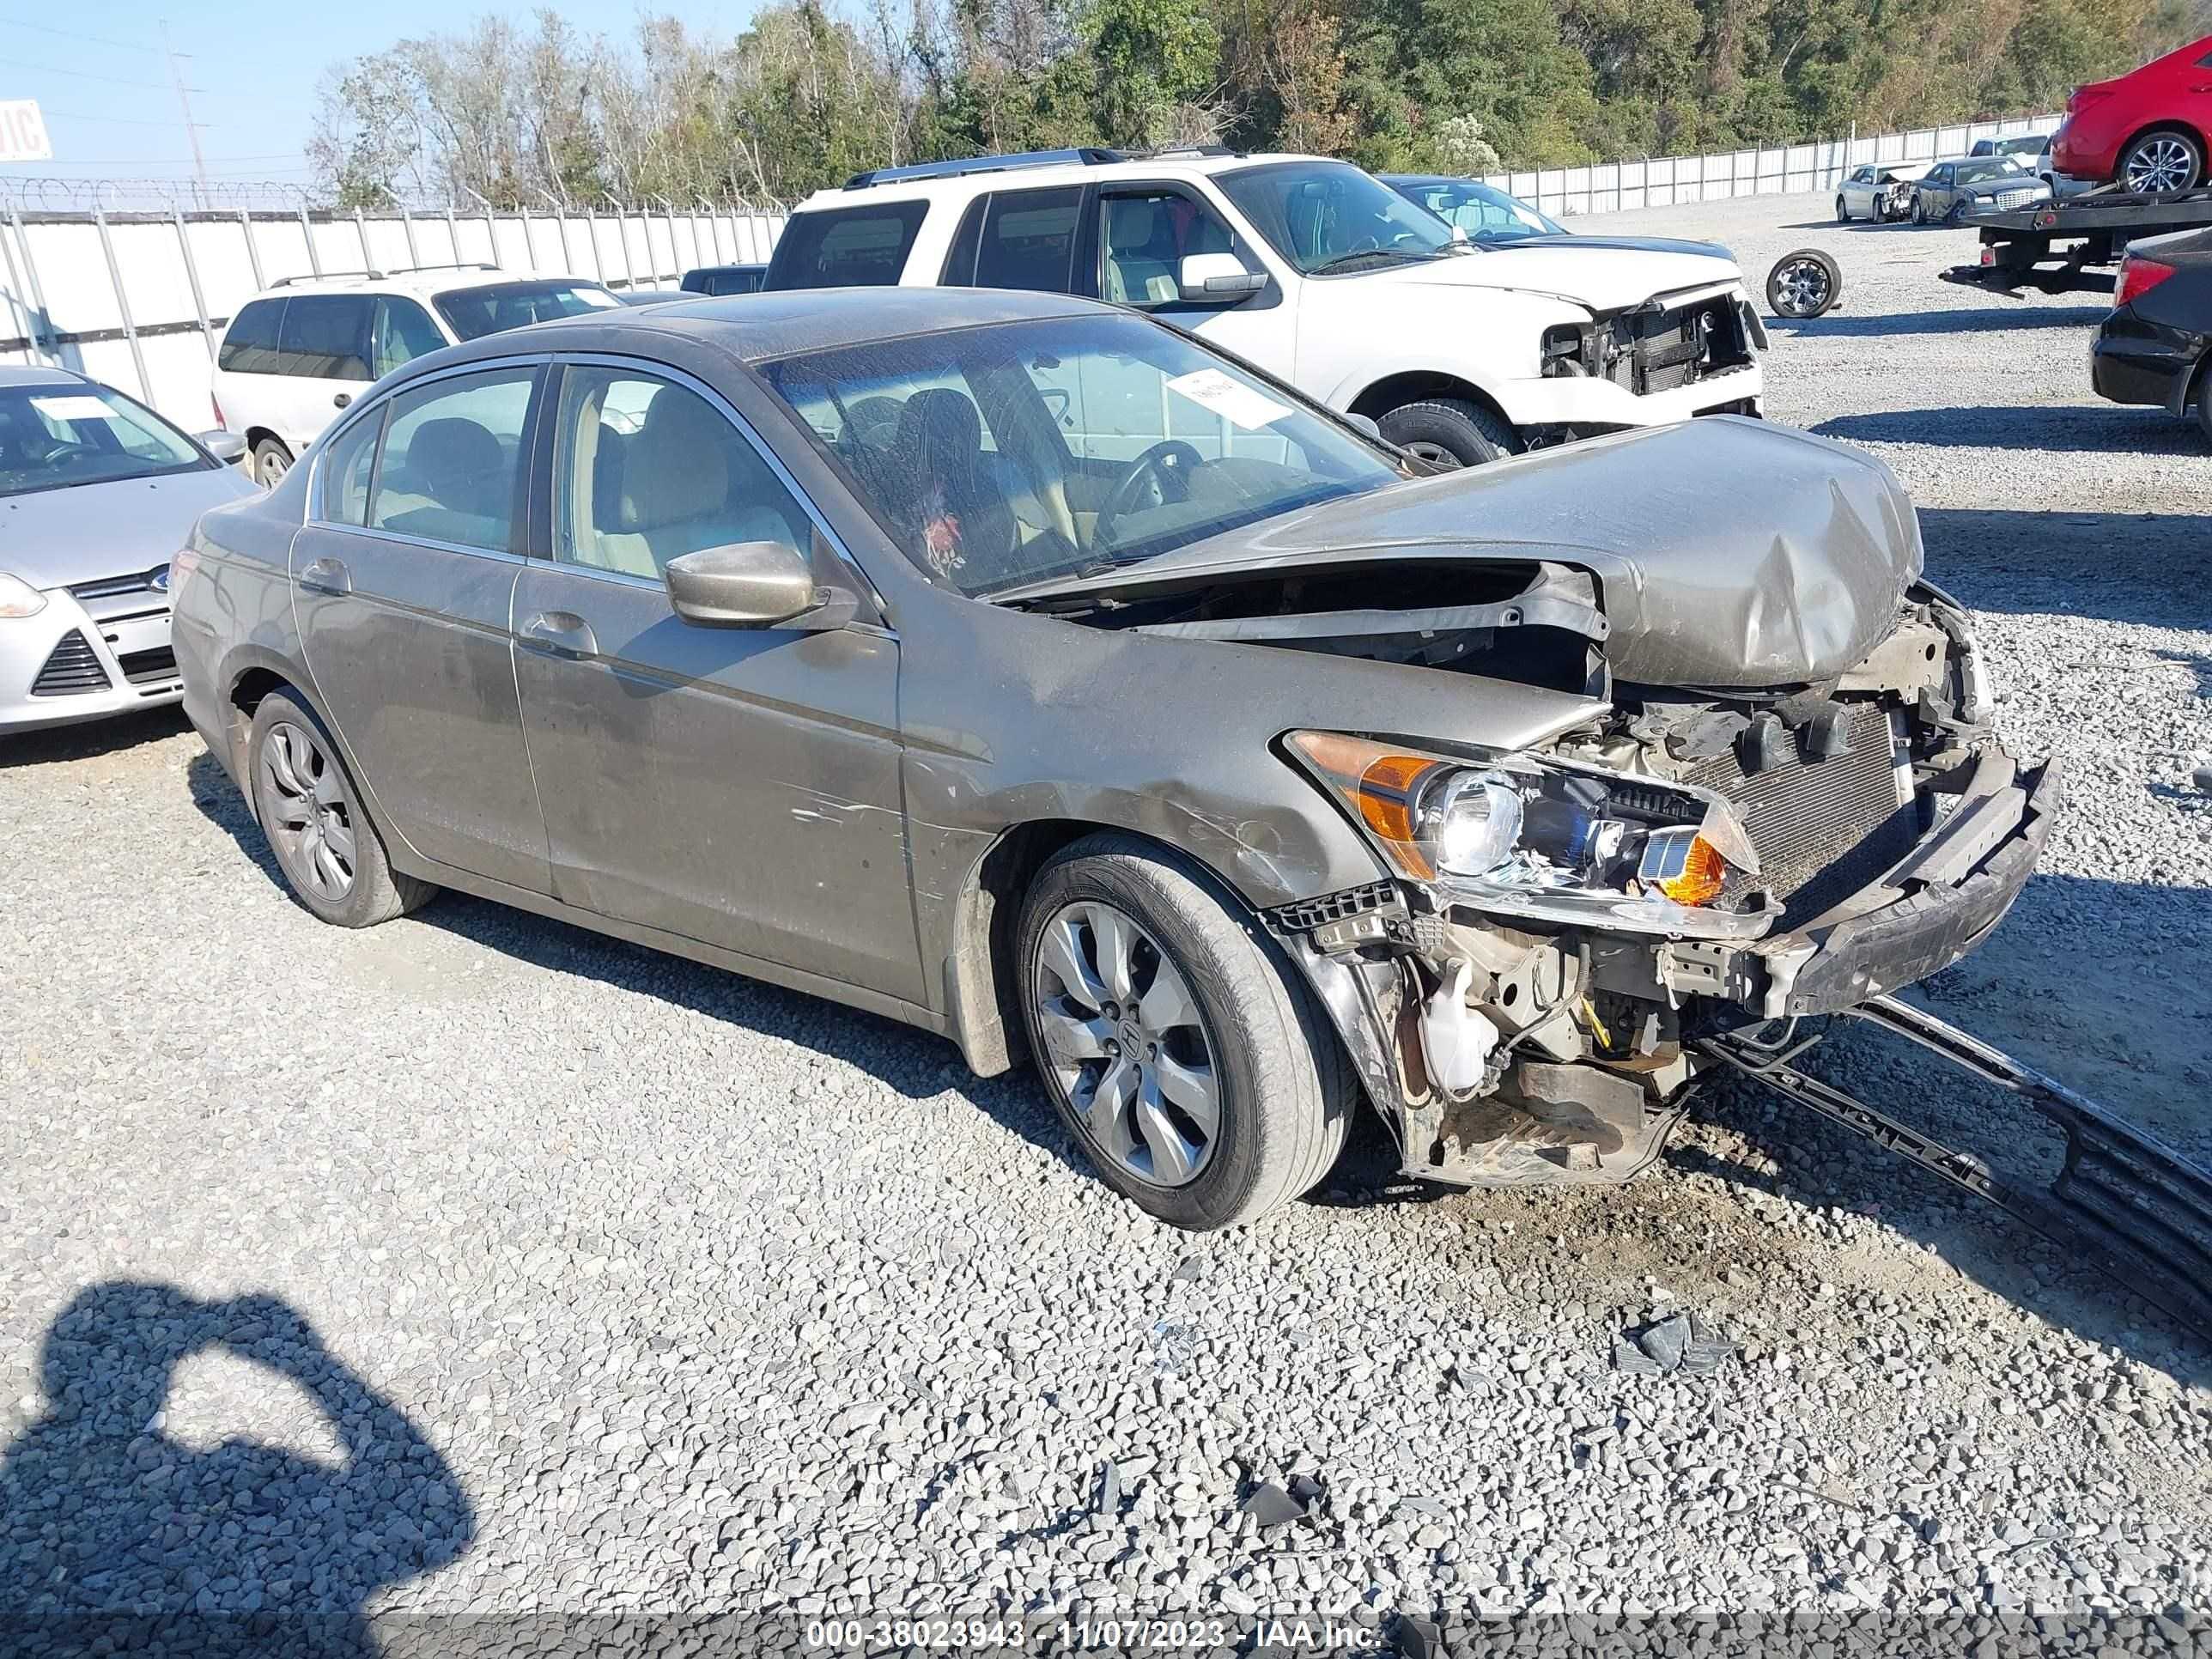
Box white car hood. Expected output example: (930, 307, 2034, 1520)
(1362, 242, 1744, 314)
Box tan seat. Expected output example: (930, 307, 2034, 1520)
(587, 388, 799, 578)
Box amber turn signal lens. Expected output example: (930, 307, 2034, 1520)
(1655, 835, 1724, 906)
(1285, 732, 1444, 878)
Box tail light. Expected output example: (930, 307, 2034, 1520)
(2118, 257, 2179, 307)
(170, 547, 199, 599)
(211, 394, 225, 428)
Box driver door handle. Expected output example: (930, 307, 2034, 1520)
(298, 556, 351, 596)
(520, 611, 598, 658)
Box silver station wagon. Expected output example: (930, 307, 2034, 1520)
(174, 288, 2051, 1231)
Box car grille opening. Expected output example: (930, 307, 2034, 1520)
(1596, 298, 1755, 397)
(117, 645, 179, 687)
(30, 630, 112, 697)
(1682, 701, 1919, 923)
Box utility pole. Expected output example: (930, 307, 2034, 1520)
(161, 21, 210, 210)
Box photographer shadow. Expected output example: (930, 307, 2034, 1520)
(0, 1283, 473, 1656)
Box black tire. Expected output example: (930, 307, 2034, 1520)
(251, 438, 293, 488)
(1376, 398, 1512, 468)
(1016, 832, 1354, 1230)
(2197, 368, 2212, 450)
(1945, 198, 1972, 228)
(2118, 126, 2204, 194)
(246, 688, 434, 927)
(1765, 248, 1842, 319)
(1911, 194, 1926, 225)
(1835, 195, 1849, 223)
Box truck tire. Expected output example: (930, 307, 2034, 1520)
(1376, 398, 1511, 468)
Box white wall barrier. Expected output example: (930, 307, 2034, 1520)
(1485, 112, 2060, 218)
(0, 204, 787, 434)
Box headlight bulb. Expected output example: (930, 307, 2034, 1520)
(1419, 772, 1523, 878)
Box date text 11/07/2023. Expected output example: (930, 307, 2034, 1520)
(805, 1618, 1386, 1651)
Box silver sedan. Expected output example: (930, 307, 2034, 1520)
(1, 368, 253, 734)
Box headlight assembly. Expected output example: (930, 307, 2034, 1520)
(1285, 730, 1777, 939)
(0, 573, 47, 618)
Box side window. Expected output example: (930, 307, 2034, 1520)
(319, 407, 382, 526)
(372, 297, 447, 379)
(972, 187, 1082, 293)
(1098, 190, 1238, 308)
(551, 367, 810, 582)
(278, 295, 373, 382)
(367, 368, 536, 552)
(763, 202, 928, 289)
(217, 300, 285, 374)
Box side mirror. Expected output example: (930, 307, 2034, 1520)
(1343, 412, 1384, 443)
(1177, 252, 1266, 305)
(197, 430, 248, 465)
(665, 539, 827, 629)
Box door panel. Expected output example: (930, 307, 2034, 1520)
(290, 366, 548, 891)
(512, 565, 916, 999)
(511, 363, 920, 1002)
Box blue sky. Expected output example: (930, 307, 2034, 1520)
(0, 2, 750, 187)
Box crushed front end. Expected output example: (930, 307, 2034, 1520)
(1267, 585, 2057, 1188)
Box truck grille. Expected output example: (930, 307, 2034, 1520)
(1683, 702, 1917, 921)
(30, 630, 112, 697)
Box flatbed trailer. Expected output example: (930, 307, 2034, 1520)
(1942, 185, 2212, 296)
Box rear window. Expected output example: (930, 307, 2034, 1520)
(433, 281, 621, 341)
(217, 299, 285, 374)
(279, 295, 373, 381)
(765, 202, 928, 289)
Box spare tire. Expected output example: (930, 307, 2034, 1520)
(1766, 248, 1842, 319)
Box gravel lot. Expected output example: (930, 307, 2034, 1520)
(2, 191, 2208, 1652)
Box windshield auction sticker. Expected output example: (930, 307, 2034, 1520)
(1164, 368, 1291, 430)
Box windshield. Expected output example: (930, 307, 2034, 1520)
(757, 313, 1401, 599)
(1954, 159, 2025, 185)
(0, 381, 209, 498)
(1216, 161, 1459, 275)
(1389, 178, 1563, 241)
(434, 280, 621, 340)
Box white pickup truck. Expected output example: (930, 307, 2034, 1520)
(765, 147, 1766, 466)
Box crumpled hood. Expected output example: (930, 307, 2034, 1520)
(1368, 240, 1745, 313)
(0, 465, 253, 589)
(1030, 417, 1923, 690)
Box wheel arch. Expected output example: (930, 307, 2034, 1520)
(242, 426, 289, 455)
(216, 655, 412, 869)
(1348, 370, 1514, 433)
(939, 817, 1293, 1079)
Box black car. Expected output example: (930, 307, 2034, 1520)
(2092, 228, 2212, 443)
(678, 263, 769, 297)
(1911, 158, 2050, 224)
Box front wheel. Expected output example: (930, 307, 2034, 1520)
(1835, 195, 1850, 222)
(1017, 834, 1352, 1231)
(2119, 128, 2204, 194)
(251, 438, 293, 487)
(1766, 248, 1842, 319)
(1946, 198, 1972, 228)
(247, 688, 435, 927)
(1376, 398, 1512, 468)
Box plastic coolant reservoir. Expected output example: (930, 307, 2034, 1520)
(1419, 957, 1498, 1101)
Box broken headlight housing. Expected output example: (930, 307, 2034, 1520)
(1285, 731, 1778, 940)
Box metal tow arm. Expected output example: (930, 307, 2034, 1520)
(1698, 994, 2212, 1341)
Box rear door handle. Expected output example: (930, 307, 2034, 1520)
(298, 556, 351, 596)
(520, 611, 599, 658)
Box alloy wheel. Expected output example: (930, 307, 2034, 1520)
(2124, 135, 2197, 194)
(259, 720, 357, 902)
(1031, 900, 1221, 1188)
(1771, 258, 1832, 318)
(258, 450, 289, 486)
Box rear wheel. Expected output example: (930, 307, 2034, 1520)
(1016, 833, 1352, 1230)
(251, 438, 292, 487)
(1376, 398, 1512, 468)
(2119, 128, 2204, 194)
(247, 688, 434, 928)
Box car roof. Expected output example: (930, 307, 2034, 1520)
(412, 284, 1123, 375)
(0, 365, 88, 389)
(239, 266, 608, 303)
(788, 149, 1335, 214)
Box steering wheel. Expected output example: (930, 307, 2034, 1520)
(1095, 440, 1203, 544)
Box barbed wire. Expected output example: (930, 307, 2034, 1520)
(0, 175, 789, 216)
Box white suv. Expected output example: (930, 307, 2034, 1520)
(765, 148, 1765, 465)
(210, 265, 623, 484)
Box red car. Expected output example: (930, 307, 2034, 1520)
(2052, 34, 2212, 193)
